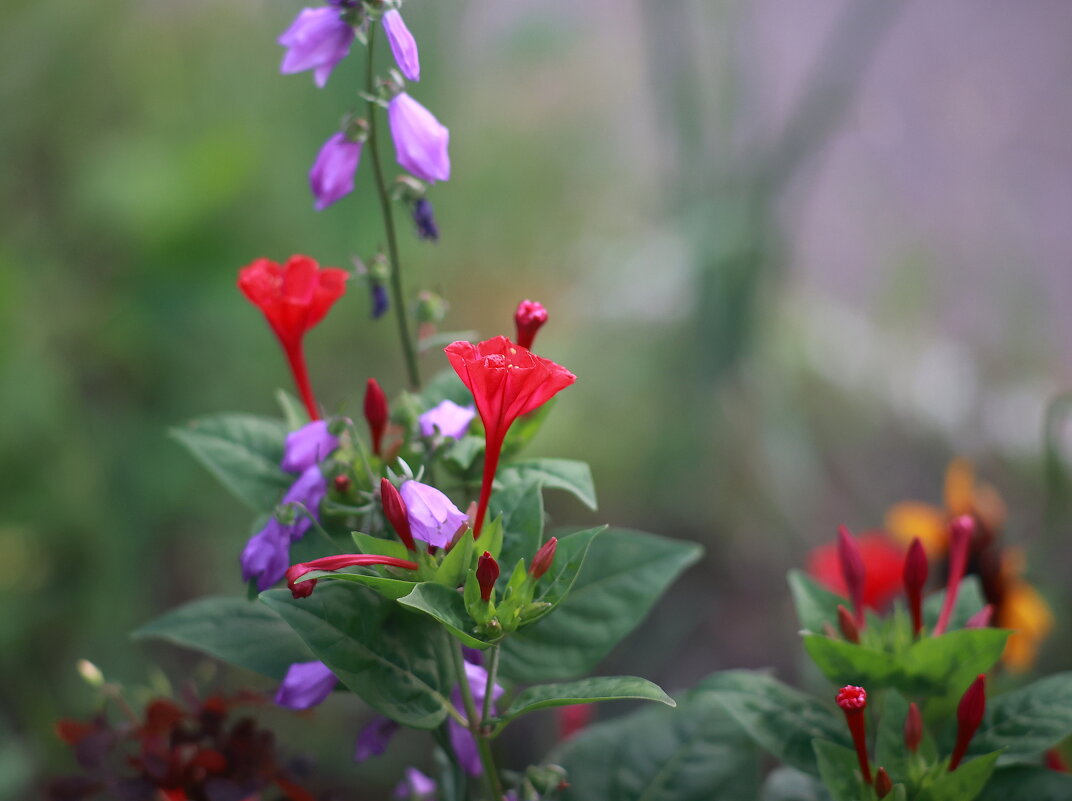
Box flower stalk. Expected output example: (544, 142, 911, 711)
(449, 641, 503, 800)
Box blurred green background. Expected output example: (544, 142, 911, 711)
(4, 0, 1072, 796)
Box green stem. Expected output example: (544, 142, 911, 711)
(450, 641, 504, 800)
(481, 645, 500, 723)
(365, 23, 421, 389)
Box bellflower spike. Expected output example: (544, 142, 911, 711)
(278, 7, 355, 88)
(281, 420, 339, 474)
(240, 520, 291, 591)
(274, 661, 338, 710)
(382, 9, 420, 82)
(238, 255, 348, 420)
(310, 132, 362, 211)
(400, 480, 468, 548)
(388, 93, 450, 183)
(354, 716, 401, 762)
(446, 336, 576, 535)
(419, 399, 476, 440)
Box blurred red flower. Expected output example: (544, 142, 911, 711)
(808, 532, 905, 610)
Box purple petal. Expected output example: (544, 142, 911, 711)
(240, 519, 291, 591)
(274, 661, 338, 710)
(282, 420, 340, 473)
(387, 93, 450, 183)
(282, 465, 328, 541)
(279, 7, 355, 87)
(418, 400, 475, 440)
(394, 767, 437, 799)
(463, 661, 503, 709)
(382, 9, 420, 82)
(309, 132, 363, 210)
(354, 716, 401, 762)
(448, 718, 482, 776)
(399, 480, 468, 548)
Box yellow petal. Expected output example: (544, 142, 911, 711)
(998, 581, 1055, 673)
(885, 502, 948, 556)
(944, 458, 976, 517)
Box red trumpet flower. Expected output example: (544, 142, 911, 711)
(238, 255, 348, 421)
(445, 336, 575, 535)
(285, 553, 418, 598)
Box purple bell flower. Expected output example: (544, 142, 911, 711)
(354, 716, 401, 762)
(382, 9, 420, 82)
(274, 661, 339, 710)
(240, 519, 291, 591)
(399, 480, 468, 548)
(310, 132, 363, 211)
(411, 198, 439, 241)
(394, 767, 436, 800)
(281, 420, 340, 473)
(281, 464, 328, 542)
(279, 7, 355, 88)
(387, 93, 450, 183)
(418, 400, 475, 440)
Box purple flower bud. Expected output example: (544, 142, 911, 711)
(394, 767, 436, 799)
(240, 519, 290, 591)
(411, 198, 439, 241)
(281, 464, 329, 541)
(382, 9, 420, 82)
(279, 7, 355, 88)
(388, 93, 450, 183)
(274, 661, 338, 710)
(419, 399, 476, 440)
(399, 480, 468, 548)
(282, 420, 340, 473)
(371, 284, 389, 319)
(354, 716, 401, 762)
(310, 132, 363, 211)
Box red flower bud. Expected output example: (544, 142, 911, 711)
(836, 685, 872, 784)
(1046, 748, 1070, 772)
(934, 515, 974, 636)
(286, 553, 418, 599)
(904, 702, 923, 753)
(837, 604, 860, 643)
(238, 255, 347, 421)
(837, 525, 867, 628)
(380, 478, 415, 551)
(476, 551, 499, 602)
(333, 474, 352, 494)
(530, 537, 558, 580)
(874, 768, 893, 798)
(903, 537, 929, 637)
(514, 299, 549, 350)
(364, 378, 389, 456)
(949, 674, 986, 771)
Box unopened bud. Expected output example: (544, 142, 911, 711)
(286, 565, 317, 599)
(476, 551, 499, 602)
(836, 685, 872, 784)
(903, 537, 928, 636)
(364, 379, 389, 456)
(514, 300, 548, 350)
(934, 516, 974, 636)
(333, 474, 352, 494)
(874, 768, 893, 798)
(837, 604, 860, 643)
(837, 525, 866, 628)
(950, 674, 986, 771)
(380, 478, 415, 551)
(530, 537, 558, 580)
(965, 604, 993, 629)
(904, 702, 923, 753)
(76, 659, 104, 688)
(411, 198, 439, 242)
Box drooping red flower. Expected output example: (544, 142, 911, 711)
(238, 255, 348, 420)
(285, 553, 418, 598)
(808, 532, 905, 611)
(445, 336, 576, 534)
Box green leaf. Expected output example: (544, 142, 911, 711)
(352, 532, 410, 561)
(500, 677, 674, 724)
(801, 634, 894, 688)
(975, 765, 1072, 801)
(923, 576, 988, 632)
(492, 479, 546, 571)
(970, 672, 1072, 762)
(261, 583, 454, 729)
(556, 680, 759, 801)
(496, 458, 597, 511)
(275, 388, 308, 430)
(918, 751, 999, 801)
(420, 369, 472, 408)
(759, 767, 827, 801)
(523, 526, 603, 622)
(899, 629, 1009, 696)
(397, 582, 497, 649)
(788, 569, 845, 634)
(813, 740, 865, 801)
(133, 596, 311, 680)
(705, 671, 849, 776)
(442, 436, 484, 473)
(170, 414, 290, 510)
(498, 528, 702, 682)
(501, 401, 555, 458)
(435, 532, 474, 589)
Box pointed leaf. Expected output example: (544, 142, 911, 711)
(788, 569, 845, 634)
(813, 739, 865, 801)
(918, 752, 999, 801)
(500, 677, 674, 724)
(397, 582, 498, 649)
(496, 458, 597, 510)
(900, 629, 1009, 695)
(975, 765, 1072, 801)
(923, 576, 988, 632)
(802, 634, 894, 688)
